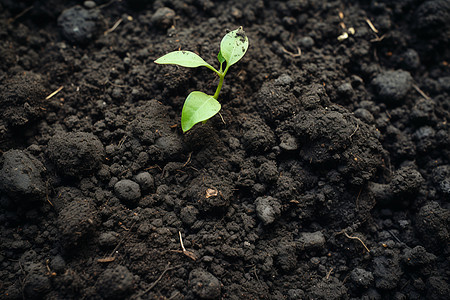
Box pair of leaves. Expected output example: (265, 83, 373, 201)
(155, 27, 249, 132)
(155, 27, 249, 71)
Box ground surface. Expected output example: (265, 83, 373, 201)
(0, 0, 449, 299)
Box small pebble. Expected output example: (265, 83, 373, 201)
(84, 1, 96, 9)
(337, 82, 354, 97)
(299, 36, 314, 49)
(0, 150, 45, 200)
(151, 7, 175, 28)
(98, 231, 119, 248)
(354, 108, 374, 123)
(58, 5, 99, 44)
(180, 205, 199, 227)
(298, 231, 325, 249)
(371, 70, 413, 104)
(114, 179, 141, 203)
(135, 172, 154, 192)
(401, 49, 420, 70)
(255, 196, 281, 225)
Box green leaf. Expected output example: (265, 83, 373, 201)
(181, 91, 221, 132)
(155, 51, 214, 69)
(217, 50, 225, 64)
(220, 27, 249, 67)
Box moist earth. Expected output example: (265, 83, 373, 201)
(0, 0, 449, 299)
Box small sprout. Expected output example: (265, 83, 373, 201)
(155, 27, 249, 132)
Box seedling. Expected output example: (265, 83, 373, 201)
(155, 27, 249, 132)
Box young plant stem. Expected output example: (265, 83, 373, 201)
(213, 65, 229, 100)
(213, 74, 224, 100)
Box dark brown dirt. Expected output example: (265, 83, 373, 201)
(1, 0, 449, 299)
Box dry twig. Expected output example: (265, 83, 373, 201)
(349, 123, 359, 139)
(8, 5, 33, 23)
(365, 18, 379, 33)
(178, 231, 197, 260)
(104, 18, 122, 35)
(326, 267, 334, 279)
(182, 152, 192, 168)
(413, 84, 431, 100)
(343, 231, 371, 253)
(45, 86, 64, 100)
(281, 46, 301, 57)
(98, 221, 137, 262)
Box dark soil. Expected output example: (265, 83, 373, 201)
(1, 0, 449, 299)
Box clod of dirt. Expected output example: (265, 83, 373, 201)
(255, 76, 300, 123)
(432, 165, 450, 195)
(416, 201, 450, 252)
(180, 205, 199, 227)
(151, 7, 176, 28)
(279, 133, 299, 151)
(189, 268, 221, 300)
(350, 268, 374, 288)
(371, 70, 413, 104)
(309, 277, 348, 300)
(354, 108, 375, 124)
(287, 289, 305, 299)
(48, 132, 105, 177)
(154, 135, 184, 160)
(0, 149, 46, 201)
(337, 83, 355, 98)
(51, 186, 84, 212)
(135, 172, 154, 193)
(22, 261, 51, 299)
(438, 76, 450, 92)
(372, 254, 402, 290)
(257, 160, 278, 184)
(414, 0, 450, 37)
(241, 114, 276, 153)
(96, 265, 134, 300)
(390, 165, 424, 196)
(57, 5, 100, 44)
(298, 231, 325, 250)
(275, 241, 298, 272)
(128, 100, 183, 161)
(0, 72, 47, 127)
(275, 74, 294, 85)
(367, 182, 392, 205)
(50, 255, 66, 274)
(414, 126, 436, 153)
(114, 179, 141, 204)
(411, 99, 437, 125)
(400, 49, 421, 70)
(402, 246, 436, 267)
(271, 99, 384, 226)
(57, 198, 98, 247)
(98, 231, 119, 249)
(255, 196, 281, 225)
(284, 104, 384, 184)
(427, 276, 450, 300)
